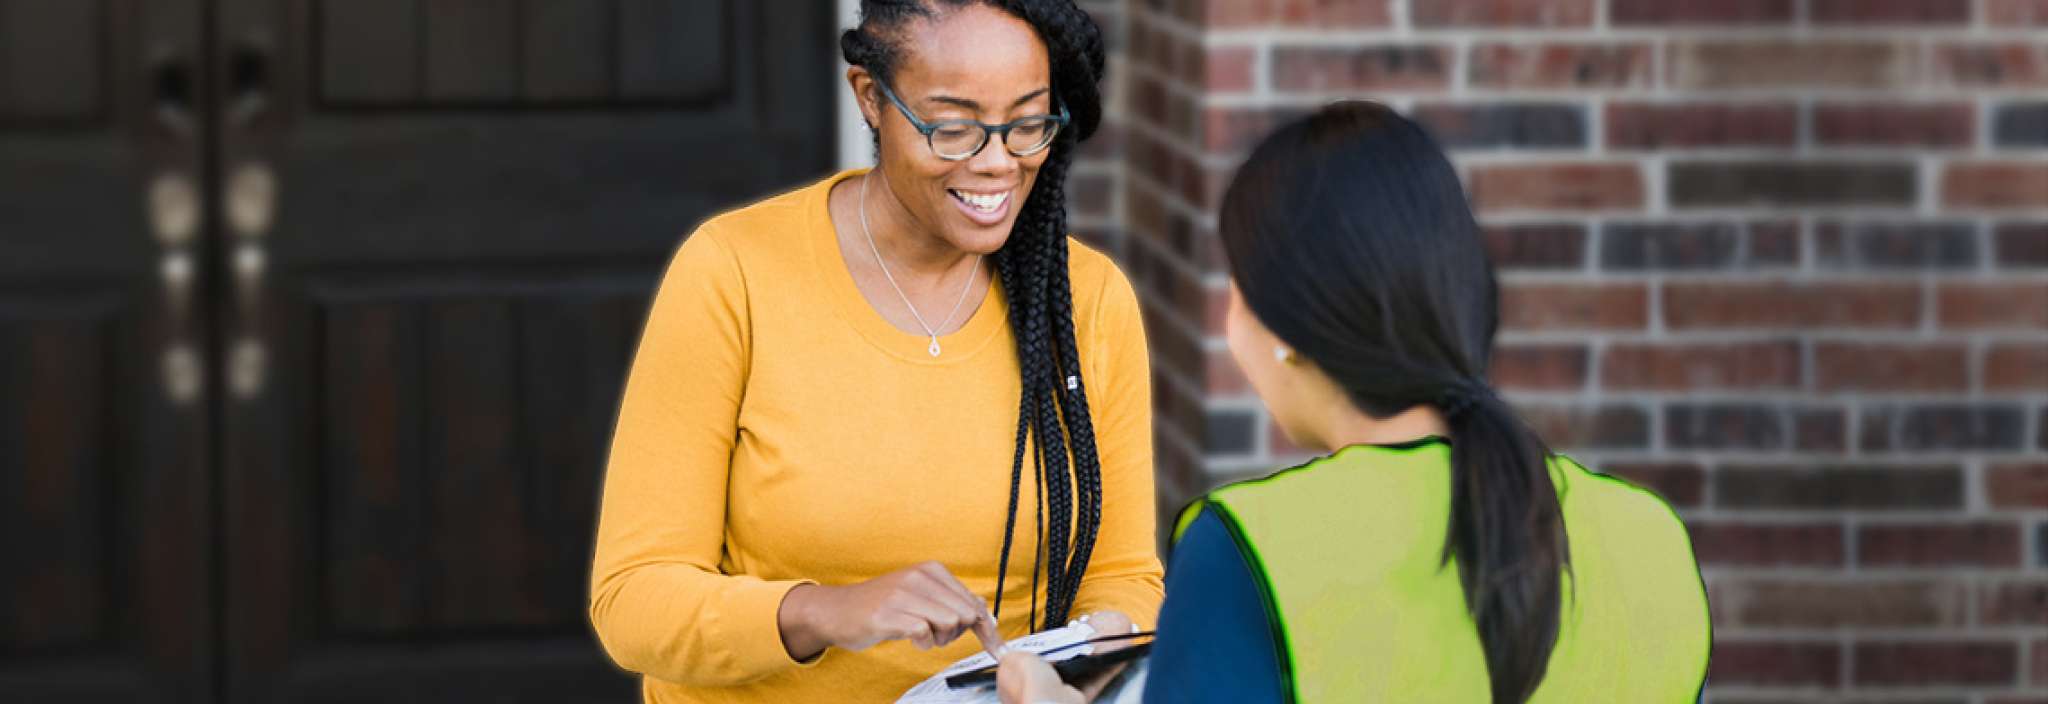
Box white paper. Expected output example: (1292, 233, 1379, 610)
(895, 622, 1100, 703)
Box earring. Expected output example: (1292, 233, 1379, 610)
(1273, 346, 1294, 364)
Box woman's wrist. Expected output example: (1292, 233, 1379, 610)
(776, 583, 832, 662)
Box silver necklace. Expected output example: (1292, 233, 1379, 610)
(859, 173, 981, 357)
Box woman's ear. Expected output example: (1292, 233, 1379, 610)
(846, 66, 881, 132)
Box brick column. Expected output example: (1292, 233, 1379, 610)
(1116, 0, 2048, 698)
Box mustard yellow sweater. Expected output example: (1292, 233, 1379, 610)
(588, 170, 1165, 703)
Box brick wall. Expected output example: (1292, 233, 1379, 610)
(1106, 0, 2048, 700)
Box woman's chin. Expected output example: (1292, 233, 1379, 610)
(945, 221, 1017, 255)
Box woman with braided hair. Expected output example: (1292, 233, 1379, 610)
(588, 1, 1163, 701)
(999, 104, 1709, 703)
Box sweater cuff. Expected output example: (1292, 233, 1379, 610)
(741, 578, 825, 673)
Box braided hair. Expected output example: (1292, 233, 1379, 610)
(840, 1, 1108, 631)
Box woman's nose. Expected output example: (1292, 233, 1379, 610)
(966, 136, 1021, 175)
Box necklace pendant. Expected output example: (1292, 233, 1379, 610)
(928, 337, 942, 357)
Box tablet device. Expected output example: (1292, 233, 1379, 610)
(944, 638, 1153, 690)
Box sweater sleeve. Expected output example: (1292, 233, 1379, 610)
(1071, 262, 1167, 629)
(587, 225, 818, 686)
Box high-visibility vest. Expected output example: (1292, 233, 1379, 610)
(1177, 439, 1710, 702)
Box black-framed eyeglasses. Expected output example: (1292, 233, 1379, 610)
(874, 79, 1069, 161)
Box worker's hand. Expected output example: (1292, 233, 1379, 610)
(997, 651, 1085, 704)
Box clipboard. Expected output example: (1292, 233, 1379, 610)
(943, 632, 1155, 690)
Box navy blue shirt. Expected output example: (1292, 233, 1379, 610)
(1141, 506, 1286, 704)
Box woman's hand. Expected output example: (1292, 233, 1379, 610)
(776, 561, 1001, 661)
(1071, 611, 1135, 701)
(997, 651, 1085, 704)
(995, 610, 1138, 704)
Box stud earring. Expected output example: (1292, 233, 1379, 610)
(1273, 346, 1294, 364)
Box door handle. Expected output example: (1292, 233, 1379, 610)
(228, 39, 270, 126)
(152, 50, 196, 137)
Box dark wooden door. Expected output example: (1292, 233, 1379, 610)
(4, 1, 836, 702)
(209, 0, 836, 701)
(0, 0, 216, 701)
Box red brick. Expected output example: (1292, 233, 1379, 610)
(1717, 463, 1965, 510)
(1070, 172, 1114, 219)
(1690, 521, 1846, 566)
(1668, 162, 1917, 208)
(1516, 403, 1651, 449)
(1413, 103, 1587, 149)
(1204, 348, 1252, 397)
(1468, 42, 1653, 90)
(1751, 220, 1803, 265)
(1221, 0, 1393, 27)
(1201, 46, 1255, 92)
(1604, 102, 1798, 149)
(1202, 284, 1227, 333)
(1999, 222, 2048, 268)
(1944, 163, 2048, 209)
(1599, 462, 1704, 507)
(1795, 408, 1849, 451)
(1934, 43, 2048, 88)
(1709, 579, 1967, 628)
(1861, 403, 2030, 452)
(1270, 45, 1452, 92)
(1814, 220, 1980, 270)
(2037, 639, 2048, 688)
(1483, 223, 1586, 270)
(1709, 640, 1842, 687)
(1986, 463, 2048, 508)
(1468, 163, 1644, 212)
(1854, 641, 2019, 687)
(1601, 341, 1802, 391)
(1128, 20, 1172, 76)
(1610, 0, 1794, 25)
(1981, 581, 2048, 625)
(1939, 283, 2048, 329)
(1664, 282, 1921, 330)
(1500, 283, 1648, 330)
(1986, 344, 2048, 389)
(1810, 0, 1972, 24)
(1079, 121, 1123, 162)
(1411, 0, 1595, 27)
(1858, 522, 2023, 567)
(1814, 102, 1975, 147)
(1671, 40, 1917, 90)
(1201, 106, 1306, 153)
(1988, 0, 2048, 25)
(1490, 344, 1590, 391)
(1154, 367, 1205, 447)
(1204, 0, 1271, 27)
(1814, 343, 1969, 392)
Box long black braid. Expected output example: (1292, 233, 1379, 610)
(841, 0, 1108, 631)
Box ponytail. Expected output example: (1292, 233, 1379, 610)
(1217, 101, 1572, 701)
(1439, 384, 1568, 703)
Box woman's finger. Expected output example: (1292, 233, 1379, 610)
(884, 611, 936, 650)
(887, 592, 971, 648)
(913, 562, 993, 627)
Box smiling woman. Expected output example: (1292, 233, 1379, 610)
(586, 2, 1164, 703)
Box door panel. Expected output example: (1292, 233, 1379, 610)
(0, 0, 214, 702)
(211, 0, 836, 701)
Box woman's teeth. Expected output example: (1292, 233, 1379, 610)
(950, 189, 1009, 213)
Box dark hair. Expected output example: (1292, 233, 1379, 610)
(1218, 102, 1570, 703)
(841, 1, 1107, 631)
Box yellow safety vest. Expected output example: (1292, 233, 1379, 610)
(1176, 440, 1710, 702)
